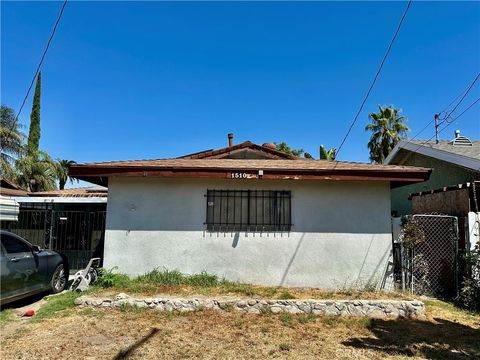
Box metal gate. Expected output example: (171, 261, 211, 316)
(407, 215, 459, 298)
(4, 209, 106, 271)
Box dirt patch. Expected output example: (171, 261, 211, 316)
(1, 302, 479, 360)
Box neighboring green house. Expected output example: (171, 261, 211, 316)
(385, 131, 480, 215)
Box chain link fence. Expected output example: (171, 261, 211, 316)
(397, 214, 459, 298)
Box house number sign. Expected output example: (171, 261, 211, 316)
(231, 172, 248, 179)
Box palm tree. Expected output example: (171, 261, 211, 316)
(15, 150, 57, 192)
(56, 159, 77, 190)
(365, 106, 409, 163)
(0, 105, 24, 180)
(319, 145, 336, 161)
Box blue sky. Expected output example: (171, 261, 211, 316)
(2, 1, 479, 164)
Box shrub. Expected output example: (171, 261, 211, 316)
(456, 240, 480, 311)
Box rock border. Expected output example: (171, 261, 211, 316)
(74, 293, 425, 319)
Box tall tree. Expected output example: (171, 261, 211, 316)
(319, 145, 336, 161)
(275, 142, 305, 157)
(56, 159, 77, 190)
(15, 150, 57, 192)
(27, 72, 41, 157)
(365, 106, 409, 163)
(0, 105, 24, 180)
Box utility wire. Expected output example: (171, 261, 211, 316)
(437, 73, 479, 125)
(399, 73, 480, 150)
(409, 96, 480, 154)
(335, 0, 412, 159)
(438, 76, 478, 117)
(9, 0, 68, 133)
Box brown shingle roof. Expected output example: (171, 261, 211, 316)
(178, 141, 299, 160)
(75, 158, 425, 172)
(0, 177, 29, 196)
(29, 186, 108, 198)
(69, 158, 431, 188)
(0, 187, 29, 196)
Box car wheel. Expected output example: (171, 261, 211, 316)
(50, 263, 67, 293)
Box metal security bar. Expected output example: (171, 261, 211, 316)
(51, 210, 106, 270)
(6, 209, 48, 247)
(205, 190, 291, 232)
(3, 208, 106, 271)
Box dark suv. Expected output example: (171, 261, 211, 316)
(0, 230, 69, 305)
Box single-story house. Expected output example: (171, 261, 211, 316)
(384, 131, 480, 216)
(69, 134, 431, 289)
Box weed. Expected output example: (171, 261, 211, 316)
(119, 303, 147, 314)
(220, 281, 255, 296)
(278, 290, 296, 300)
(261, 287, 278, 298)
(187, 272, 219, 287)
(280, 312, 295, 328)
(33, 291, 83, 322)
(223, 303, 234, 312)
(79, 307, 105, 318)
(279, 343, 291, 351)
(298, 313, 316, 324)
(0, 309, 15, 325)
(260, 307, 273, 317)
(233, 318, 243, 328)
(319, 315, 372, 329)
(96, 267, 131, 288)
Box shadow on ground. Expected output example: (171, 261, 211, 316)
(114, 328, 160, 360)
(343, 317, 480, 359)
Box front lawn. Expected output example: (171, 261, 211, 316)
(1, 270, 478, 359)
(1, 297, 479, 359)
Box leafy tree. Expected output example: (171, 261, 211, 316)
(319, 145, 336, 161)
(15, 150, 57, 192)
(56, 159, 77, 190)
(275, 142, 305, 157)
(27, 72, 41, 157)
(0, 105, 25, 180)
(365, 105, 409, 163)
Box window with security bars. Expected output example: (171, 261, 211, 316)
(205, 190, 291, 232)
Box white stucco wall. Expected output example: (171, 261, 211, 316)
(104, 177, 393, 289)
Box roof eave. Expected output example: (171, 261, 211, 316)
(385, 141, 480, 171)
(70, 165, 431, 185)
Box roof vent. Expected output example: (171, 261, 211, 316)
(448, 130, 473, 146)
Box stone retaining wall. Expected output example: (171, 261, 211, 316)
(74, 294, 425, 319)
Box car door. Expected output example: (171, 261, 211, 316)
(1, 233, 43, 299)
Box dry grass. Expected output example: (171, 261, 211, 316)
(1, 298, 479, 360)
(92, 283, 417, 301)
(93, 268, 417, 300)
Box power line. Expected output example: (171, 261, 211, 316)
(335, 0, 412, 159)
(9, 0, 68, 133)
(410, 96, 480, 154)
(399, 73, 480, 149)
(438, 76, 479, 117)
(446, 96, 480, 124)
(437, 73, 479, 125)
